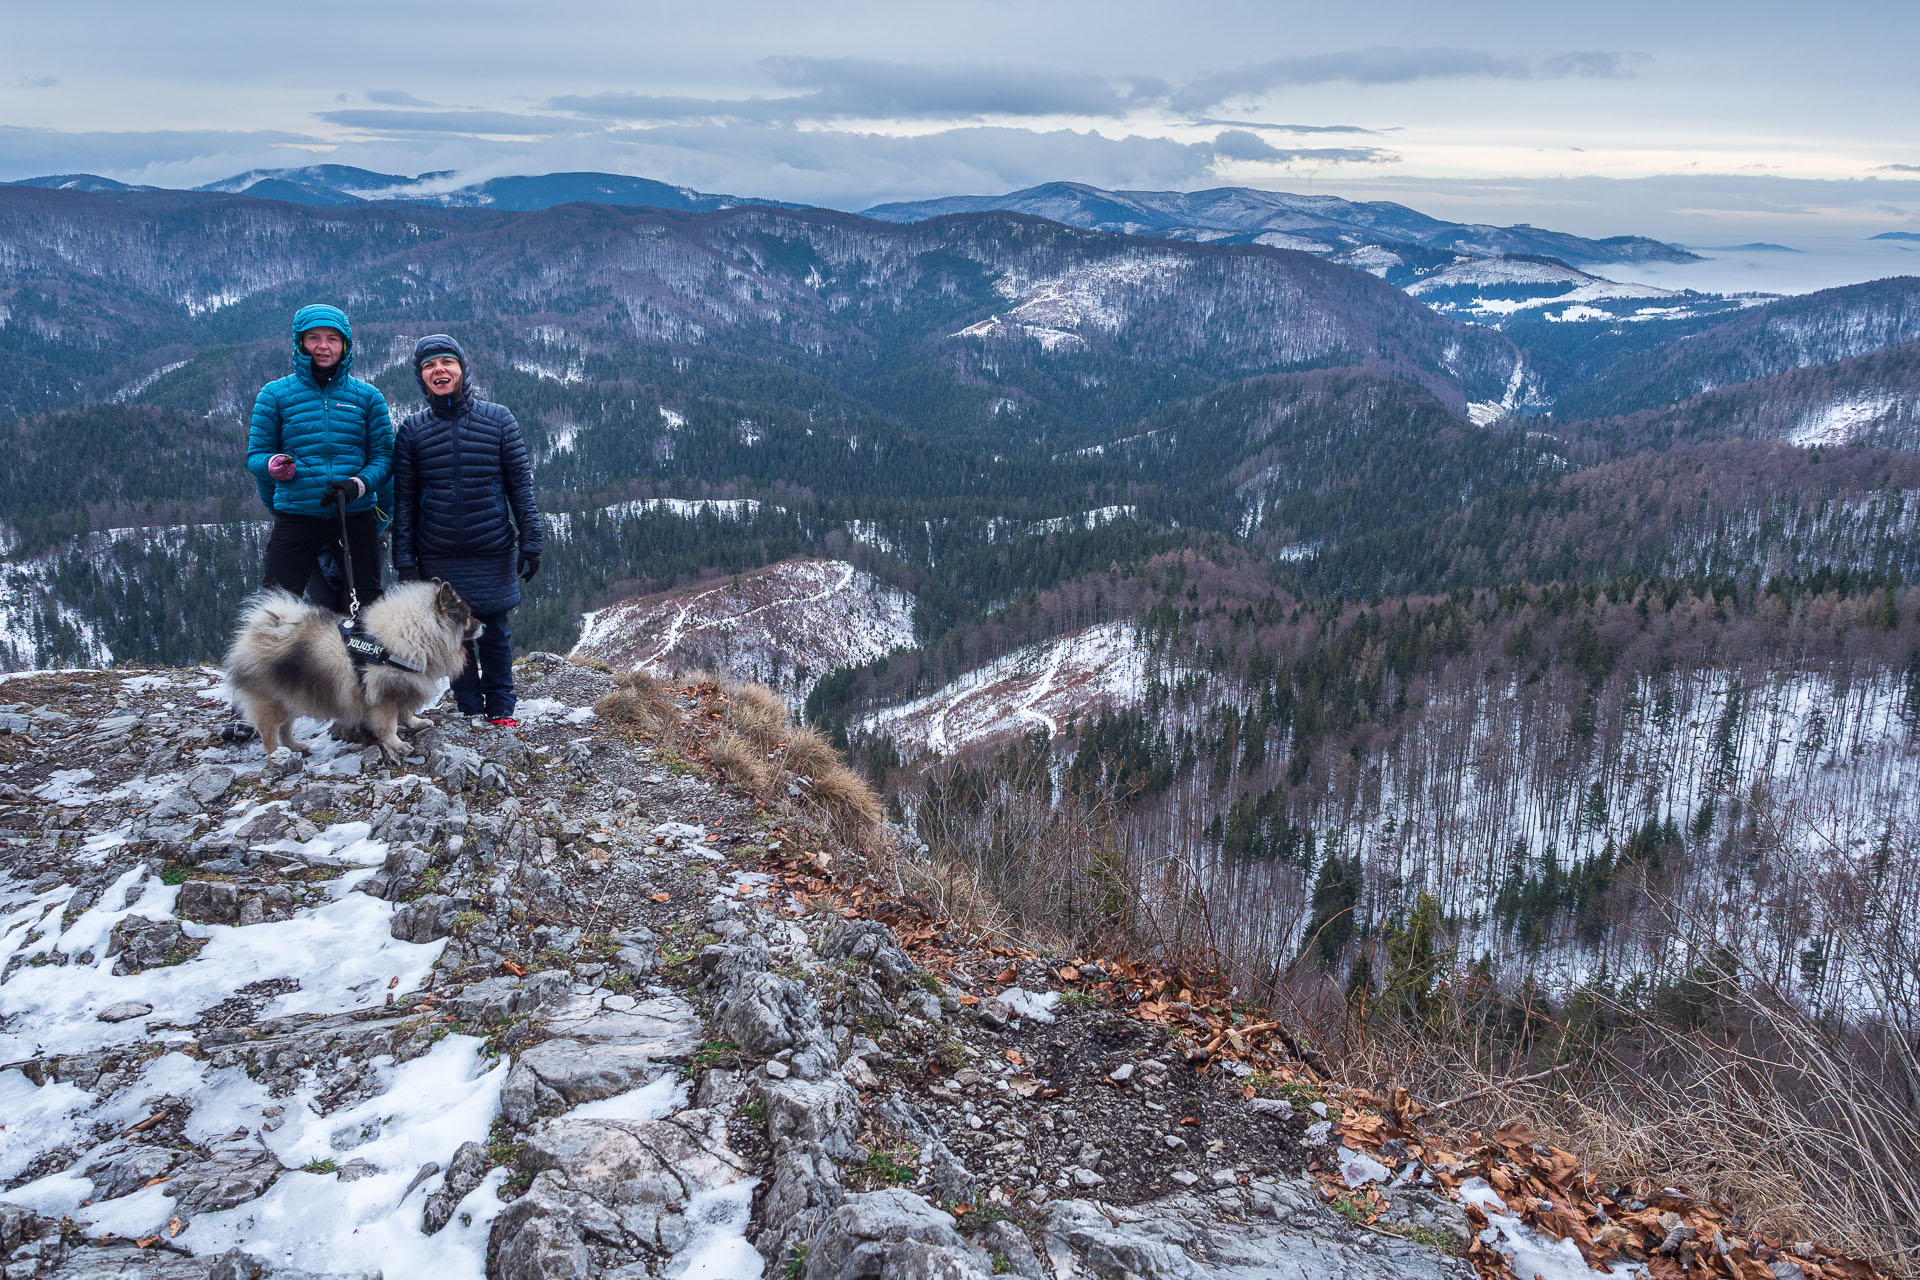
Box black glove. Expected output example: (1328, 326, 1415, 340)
(322, 477, 365, 507)
(394, 563, 422, 582)
(517, 550, 541, 581)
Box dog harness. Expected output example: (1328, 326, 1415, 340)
(338, 618, 426, 675)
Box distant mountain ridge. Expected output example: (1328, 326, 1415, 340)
(861, 180, 1699, 268)
(8, 165, 807, 214)
(10, 169, 1688, 269)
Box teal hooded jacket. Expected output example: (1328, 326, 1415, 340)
(246, 304, 394, 519)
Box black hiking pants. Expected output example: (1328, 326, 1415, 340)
(262, 510, 383, 612)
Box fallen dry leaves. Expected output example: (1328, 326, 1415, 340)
(1308, 1107, 1891, 1280)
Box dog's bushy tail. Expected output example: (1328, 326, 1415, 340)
(234, 589, 316, 640)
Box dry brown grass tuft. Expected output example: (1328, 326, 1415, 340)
(709, 730, 776, 793)
(781, 725, 841, 782)
(723, 682, 791, 753)
(592, 686, 660, 733)
(613, 666, 679, 722)
(807, 759, 886, 846)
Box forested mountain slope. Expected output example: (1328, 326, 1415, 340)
(1308, 440, 1920, 595)
(0, 186, 1526, 426)
(1559, 338, 1920, 456)
(1558, 276, 1920, 417)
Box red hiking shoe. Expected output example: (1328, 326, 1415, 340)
(488, 717, 519, 729)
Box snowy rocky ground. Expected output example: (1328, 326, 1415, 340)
(0, 658, 1489, 1279)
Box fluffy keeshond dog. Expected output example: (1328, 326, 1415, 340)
(224, 580, 481, 761)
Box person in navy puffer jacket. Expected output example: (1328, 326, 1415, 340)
(392, 334, 543, 726)
(246, 304, 394, 610)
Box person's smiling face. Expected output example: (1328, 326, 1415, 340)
(420, 354, 463, 396)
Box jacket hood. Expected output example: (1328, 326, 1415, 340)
(291, 303, 354, 383)
(413, 333, 472, 415)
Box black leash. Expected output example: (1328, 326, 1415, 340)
(332, 489, 424, 675)
(335, 490, 361, 620)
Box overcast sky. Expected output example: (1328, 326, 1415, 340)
(5, 0, 1918, 271)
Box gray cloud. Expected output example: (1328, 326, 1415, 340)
(761, 55, 1136, 119)
(1208, 129, 1397, 165)
(1189, 119, 1390, 135)
(554, 57, 1139, 125)
(546, 92, 816, 125)
(315, 108, 579, 136)
(593, 123, 1222, 207)
(0, 125, 319, 181)
(1878, 163, 1920, 174)
(365, 90, 436, 107)
(547, 48, 1645, 135)
(11, 75, 58, 89)
(1538, 50, 1652, 78)
(1170, 46, 1648, 113)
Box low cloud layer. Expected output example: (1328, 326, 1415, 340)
(1169, 46, 1648, 114)
(0, 125, 318, 180)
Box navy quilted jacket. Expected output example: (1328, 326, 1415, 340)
(392, 337, 542, 613)
(245, 304, 393, 518)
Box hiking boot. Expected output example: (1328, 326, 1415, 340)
(488, 717, 520, 729)
(219, 720, 257, 744)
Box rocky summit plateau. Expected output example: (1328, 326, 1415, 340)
(0, 658, 1500, 1280)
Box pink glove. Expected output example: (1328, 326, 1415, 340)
(267, 454, 297, 482)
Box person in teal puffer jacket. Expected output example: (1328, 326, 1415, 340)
(246, 304, 394, 610)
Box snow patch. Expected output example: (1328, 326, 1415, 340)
(112, 359, 190, 402)
(1788, 392, 1906, 447)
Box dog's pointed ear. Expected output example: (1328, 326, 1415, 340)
(434, 580, 462, 612)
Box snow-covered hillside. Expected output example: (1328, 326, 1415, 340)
(857, 623, 1920, 997)
(1786, 391, 1920, 447)
(1400, 257, 1739, 328)
(571, 559, 916, 705)
(862, 622, 1148, 755)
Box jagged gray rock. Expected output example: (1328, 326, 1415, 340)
(423, 1140, 491, 1234)
(486, 1181, 596, 1280)
(489, 1112, 751, 1279)
(445, 971, 572, 1025)
(540, 991, 704, 1052)
(165, 1138, 282, 1214)
(1040, 1193, 1476, 1279)
(105, 916, 196, 974)
(177, 881, 295, 926)
(715, 971, 822, 1058)
(820, 920, 922, 993)
(205, 1247, 381, 1279)
(84, 1144, 179, 1200)
(765, 1076, 862, 1162)
(0, 1202, 47, 1255)
(696, 933, 770, 989)
(93, 1001, 152, 1023)
(508, 1039, 662, 1111)
(799, 1189, 995, 1280)
(388, 893, 459, 943)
